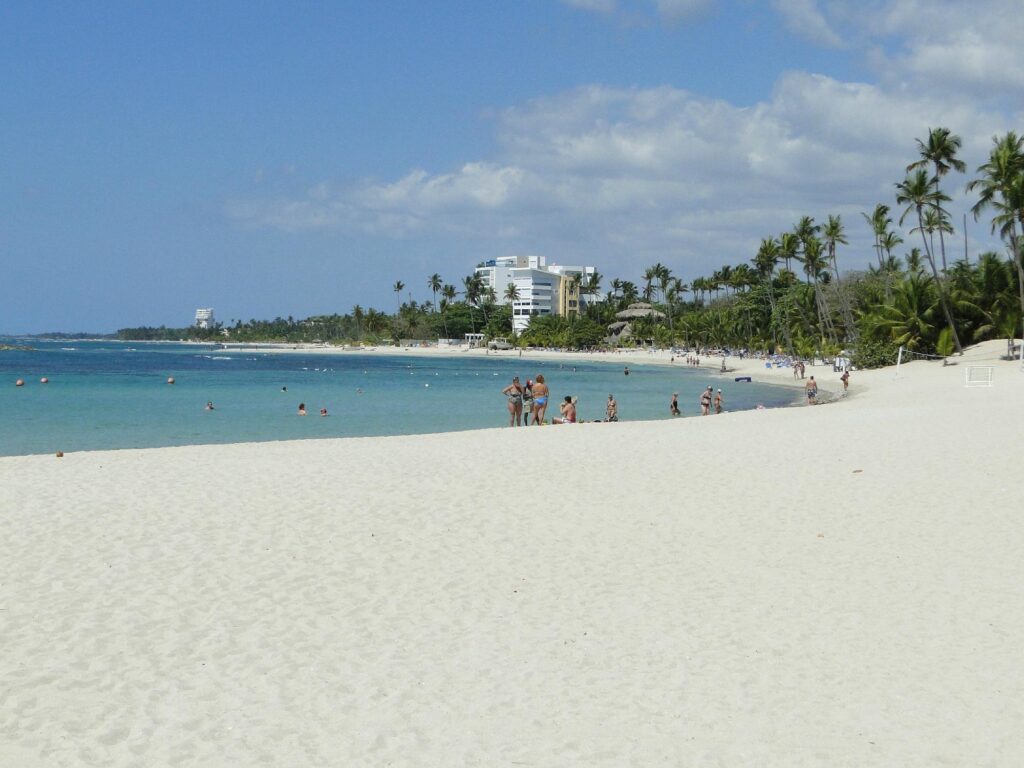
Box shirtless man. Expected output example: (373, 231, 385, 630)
(552, 396, 576, 424)
(531, 374, 550, 425)
(805, 376, 818, 405)
(840, 370, 849, 392)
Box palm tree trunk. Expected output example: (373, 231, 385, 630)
(916, 207, 963, 354)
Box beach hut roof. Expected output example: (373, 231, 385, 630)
(615, 303, 666, 320)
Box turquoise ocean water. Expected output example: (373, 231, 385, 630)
(0, 340, 799, 456)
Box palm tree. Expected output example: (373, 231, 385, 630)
(753, 237, 791, 351)
(352, 304, 364, 339)
(504, 282, 520, 303)
(392, 281, 405, 315)
(896, 168, 963, 353)
(778, 232, 799, 275)
(428, 273, 442, 313)
(822, 214, 855, 340)
(967, 131, 1024, 338)
(908, 127, 966, 273)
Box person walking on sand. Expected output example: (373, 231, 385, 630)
(805, 376, 818, 405)
(670, 393, 680, 416)
(700, 386, 713, 416)
(714, 389, 723, 414)
(840, 370, 849, 392)
(531, 374, 550, 425)
(502, 376, 525, 426)
(606, 393, 618, 422)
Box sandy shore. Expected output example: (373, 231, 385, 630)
(2, 341, 1022, 766)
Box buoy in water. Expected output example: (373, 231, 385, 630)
(15, 379, 25, 387)
(167, 377, 175, 385)
(40, 377, 49, 384)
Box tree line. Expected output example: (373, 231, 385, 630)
(119, 128, 1023, 367)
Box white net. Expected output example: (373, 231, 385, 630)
(965, 366, 994, 387)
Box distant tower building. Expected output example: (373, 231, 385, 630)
(194, 308, 215, 329)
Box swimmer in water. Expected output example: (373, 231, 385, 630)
(205, 401, 215, 411)
(298, 403, 307, 416)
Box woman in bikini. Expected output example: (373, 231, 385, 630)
(502, 376, 525, 426)
(531, 374, 550, 425)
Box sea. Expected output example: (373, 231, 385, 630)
(0, 340, 800, 457)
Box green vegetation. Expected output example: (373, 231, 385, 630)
(117, 128, 1023, 368)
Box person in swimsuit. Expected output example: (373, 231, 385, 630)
(700, 386, 712, 415)
(714, 389, 723, 414)
(531, 374, 550, 425)
(522, 380, 534, 426)
(205, 401, 215, 411)
(298, 403, 307, 416)
(553, 395, 576, 424)
(502, 376, 525, 426)
(805, 376, 817, 404)
(841, 370, 849, 392)
(606, 394, 618, 422)
(670, 393, 680, 416)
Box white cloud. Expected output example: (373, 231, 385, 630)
(559, 0, 617, 13)
(833, 0, 1024, 100)
(230, 71, 1011, 278)
(772, 0, 844, 47)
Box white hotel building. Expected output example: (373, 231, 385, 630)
(474, 255, 598, 333)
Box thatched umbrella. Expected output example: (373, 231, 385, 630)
(615, 302, 666, 321)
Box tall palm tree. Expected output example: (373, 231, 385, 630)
(908, 127, 966, 273)
(428, 273, 442, 313)
(967, 131, 1024, 336)
(504, 282, 520, 303)
(822, 214, 855, 339)
(778, 232, 799, 275)
(896, 168, 963, 353)
(392, 280, 405, 314)
(753, 237, 790, 351)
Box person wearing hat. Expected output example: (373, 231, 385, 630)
(699, 385, 713, 416)
(714, 388, 724, 414)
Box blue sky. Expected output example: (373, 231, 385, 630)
(1, 0, 1021, 333)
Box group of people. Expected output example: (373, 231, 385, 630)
(502, 375, 552, 426)
(502, 375, 620, 426)
(698, 385, 724, 416)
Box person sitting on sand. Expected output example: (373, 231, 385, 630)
(552, 395, 576, 424)
(714, 389, 723, 414)
(670, 393, 680, 416)
(805, 376, 817, 405)
(531, 375, 550, 425)
(298, 403, 307, 416)
(502, 376, 525, 427)
(606, 394, 618, 422)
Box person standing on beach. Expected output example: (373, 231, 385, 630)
(502, 376, 525, 426)
(714, 389, 723, 414)
(699, 386, 713, 415)
(606, 394, 618, 422)
(841, 370, 849, 392)
(805, 376, 817, 405)
(670, 393, 680, 416)
(522, 380, 534, 425)
(531, 374, 550, 425)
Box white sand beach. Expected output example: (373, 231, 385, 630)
(2, 341, 1022, 766)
